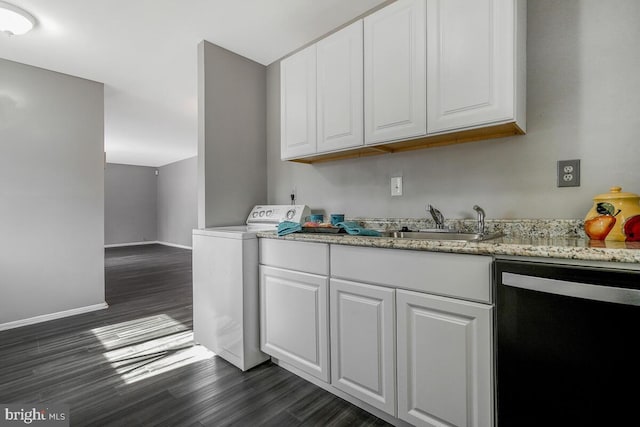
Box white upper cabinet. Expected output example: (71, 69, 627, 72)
(427, 0, 525, 133)
(281, 44, 317, 159)
(281, 0, 526, 162)
(317, 21, 364, 153)
(364, 0, 427, 145)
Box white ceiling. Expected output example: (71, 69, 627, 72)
(0, 0, 387, 166)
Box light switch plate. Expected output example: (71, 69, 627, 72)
(557, 159, 580, 187)
(391, 176, 403, 196)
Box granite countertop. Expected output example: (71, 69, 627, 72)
(257, 218, 640, 264)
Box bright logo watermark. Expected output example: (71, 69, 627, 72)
(1, 405, 68, 427)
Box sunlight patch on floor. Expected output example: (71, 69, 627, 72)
(91, 314, 215, 384)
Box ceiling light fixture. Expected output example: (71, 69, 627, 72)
(0, 1, 36, 36)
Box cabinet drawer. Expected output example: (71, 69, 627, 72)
(259, 239, 329, 275)
(331, 245, 492, 303)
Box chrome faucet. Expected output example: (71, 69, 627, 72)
(427, 204, 445, 229)
(473, 205, 486, 235)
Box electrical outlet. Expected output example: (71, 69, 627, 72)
(557, 159, 580, 187)
(391, 176, 403, 196)
(290, 186, 297, 204)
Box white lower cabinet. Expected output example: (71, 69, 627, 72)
(259, 265, 330, 382)
(330, 279, 396, 415)
(260, 239, 494, 426)
(397, 289, 493, 427)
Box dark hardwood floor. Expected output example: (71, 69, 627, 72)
(0, 244, 390, 426)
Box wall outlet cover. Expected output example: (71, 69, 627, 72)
(557, 159, 580, 187)
(391, 176, 403, 196)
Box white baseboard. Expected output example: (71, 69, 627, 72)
(105, 241, 159, 248)
(104, 241, 192, 250)
(157, 241, 192, 250)
(0, 302, 109, 331)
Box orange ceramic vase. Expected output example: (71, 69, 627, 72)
(584, 186, 640, 241)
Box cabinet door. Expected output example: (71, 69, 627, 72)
(317, 20, 364, 153)
(364, 0, 427, 144)
(260, 265, 329, 382)
(397, 289, 493, 427)
(427, 0, 515, 133)
(281, 44, 317, 159)
(330, 279, 396, 415)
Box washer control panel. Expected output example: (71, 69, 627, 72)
(246, 205, 311, 226)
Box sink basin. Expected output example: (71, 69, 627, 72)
(379, 230, 503, 242)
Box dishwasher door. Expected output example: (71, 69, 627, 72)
(495, 260, 640, 427)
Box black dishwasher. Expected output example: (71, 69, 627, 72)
(495, 259, 640, 427)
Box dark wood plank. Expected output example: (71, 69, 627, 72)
(0, 244, 392, 427)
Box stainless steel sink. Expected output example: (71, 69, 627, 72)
(379, 230, 503, 242)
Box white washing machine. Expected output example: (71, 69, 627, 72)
(192, 205, 310, 371)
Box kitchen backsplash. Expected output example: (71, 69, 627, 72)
(351, 218, 586, 239)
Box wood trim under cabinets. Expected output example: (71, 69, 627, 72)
(288, 121, 525, 164)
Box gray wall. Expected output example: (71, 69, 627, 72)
(104, 163, 158, 245)
(0, 58, 105, 325)
(198, 41, 267, 228)
(158, 156, 198, 247)
(105, 158, 197, 248)
(267, 0, 640, 220)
